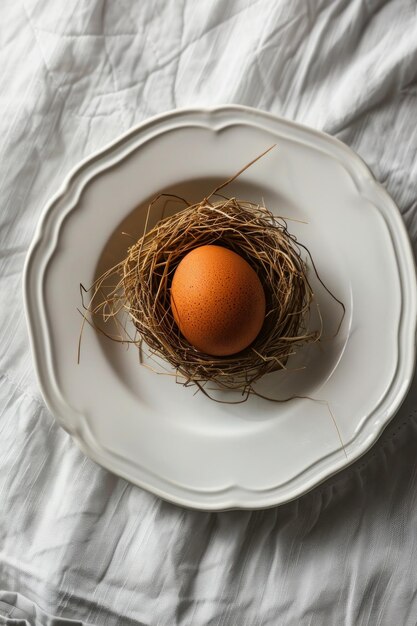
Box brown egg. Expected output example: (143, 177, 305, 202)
(170, 245, 266, 356)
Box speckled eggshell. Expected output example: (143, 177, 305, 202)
(170, 245, 266, 356)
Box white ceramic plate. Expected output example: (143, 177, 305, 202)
(24, 106, 417, 510)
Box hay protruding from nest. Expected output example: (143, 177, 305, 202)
(81, 194, 325, 400)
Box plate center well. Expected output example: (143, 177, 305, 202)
(92, 176, 350, 417)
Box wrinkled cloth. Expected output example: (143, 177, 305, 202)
(1, 0, 417, 624)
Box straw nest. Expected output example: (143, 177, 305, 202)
(81, 191, 325, 400)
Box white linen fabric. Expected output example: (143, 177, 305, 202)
(1, 0, 417, 624)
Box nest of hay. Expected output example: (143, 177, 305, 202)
(81, 191, 324, 400)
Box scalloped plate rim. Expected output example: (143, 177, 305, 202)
(23, 105, 417, 510)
